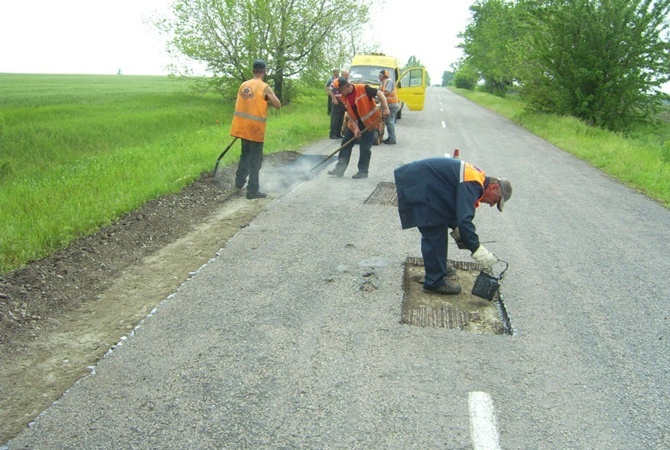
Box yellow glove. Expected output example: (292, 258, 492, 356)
(472, 246, 498, 269)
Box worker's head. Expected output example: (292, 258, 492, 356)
(332, 69, 340, 76)
(482, 177, 513, 211)
(341, 70, 349, 79)
(332, 77, 353, 95)
(252, 60, 267, 74)
(379, 69, 390, 80)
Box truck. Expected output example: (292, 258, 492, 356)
(348, 53, 427, 120)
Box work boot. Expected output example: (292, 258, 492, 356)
(234, 182, 245, 189)
(246, 191, 267, 199)
(352, 172, 368, 179)
(446, 266, 457, 277)
(383, 139, 396, 145)
(328, 170, 344, 177)
(422, 281, 462, 295)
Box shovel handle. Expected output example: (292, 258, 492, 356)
(213, 137, 239, 176)
(310, 118, 383, 172)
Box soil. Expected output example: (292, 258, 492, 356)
(0, 151, 301, 444)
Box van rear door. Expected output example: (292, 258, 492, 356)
(397, 67, 426, 111)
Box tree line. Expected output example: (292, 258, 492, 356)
(455, 0, 670, 132)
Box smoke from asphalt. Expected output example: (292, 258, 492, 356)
(260, 154, 333, 195)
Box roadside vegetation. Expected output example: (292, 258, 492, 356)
(0, 74, 328, 273)
(453, 88, 670, 207)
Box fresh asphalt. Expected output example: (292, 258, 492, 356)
(5, 87, 670, 449)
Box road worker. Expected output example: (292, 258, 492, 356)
(230, 59, 281, 199)
(394, 157, 512, 295)
(327, 77, 390, 179)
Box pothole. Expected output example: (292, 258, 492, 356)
(401, 257, 513, 335)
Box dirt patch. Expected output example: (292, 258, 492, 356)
(0, 151, 300, 444)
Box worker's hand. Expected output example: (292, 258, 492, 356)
(472, 246, 498, 269)
(450, 227, 467, 249)
(382, 106, 390, 117)
(353, 126, 362, 138)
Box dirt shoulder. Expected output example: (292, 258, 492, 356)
(0, 151, 300, 444)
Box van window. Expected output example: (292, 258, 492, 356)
(349, 65, 395, 85)
(399, 69, 423, 88)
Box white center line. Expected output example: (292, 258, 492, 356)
(469, 391, 502, 450)
(441, 121, 447, 128)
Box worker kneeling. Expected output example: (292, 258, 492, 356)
(394, 157, 512, 295)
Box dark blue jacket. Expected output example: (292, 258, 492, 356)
(393, 157, 486, 252)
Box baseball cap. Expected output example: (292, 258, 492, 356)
(496, 178, 513, 211)
(380, 69, 390, 78)
(252, 59, 267, 70)
(332, 77, 350, 90)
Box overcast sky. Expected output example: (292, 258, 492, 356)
(0, 0, 474, 80)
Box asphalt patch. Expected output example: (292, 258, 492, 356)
(402, 257, 513, 335)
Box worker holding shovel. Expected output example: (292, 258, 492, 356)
(394, 157, 512, 295)
(230, 59, 281, 199)
(327, 77, 390, 179)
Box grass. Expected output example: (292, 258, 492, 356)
(0, 74, 328, 273)
(451, 88, 670, 207)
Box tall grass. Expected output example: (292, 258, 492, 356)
(452, 88, 670, 207)
(0, 74, 328, 273)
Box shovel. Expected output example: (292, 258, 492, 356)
(308, 118, 383, 173)
(213, 136, 239, 177)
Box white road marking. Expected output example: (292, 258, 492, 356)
(469, 391, 502, 450)
(441, 120, 447, 128)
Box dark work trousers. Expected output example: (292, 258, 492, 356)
(235, 139, 264, 194)
(327, 95, 332, 115)
(417, 225, 449, 289)
(332, 126, 375, 175)
(330, 101, 345, 137)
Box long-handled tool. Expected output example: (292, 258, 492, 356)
(309, 118, 383, 173)
(213, 136, 239, 177)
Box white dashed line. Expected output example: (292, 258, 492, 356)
(469, 391, 501, 450)
(441, 120, 447, 128)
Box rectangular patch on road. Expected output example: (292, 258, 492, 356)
(401, 257, 513, 335)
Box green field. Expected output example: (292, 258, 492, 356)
(0, 74, 329, 273)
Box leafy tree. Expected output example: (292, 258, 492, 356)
(459, 0, 526, 96)
(441, 71, 455, 87)
(519, 0, 670, 131)
(452, 60, 479, 90)
(156, 0, 370, 102)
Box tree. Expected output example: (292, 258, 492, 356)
(519, 0, 670, 131)
(441, 71, 455, 87)
(156, 0, 370, 102)
(459, 0, 526, 96)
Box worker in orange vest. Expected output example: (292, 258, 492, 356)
(327, 77, 390, 179)
(378, 69, 399, 144)
(230, 60, 281, 199)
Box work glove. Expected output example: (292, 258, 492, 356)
(472, 245, 498, 269)
(450, 227, 467, 249)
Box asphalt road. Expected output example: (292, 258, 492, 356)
(5, 87, 670, 449)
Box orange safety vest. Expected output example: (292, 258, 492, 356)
(343, 84, 382, 130)
(460, 161, 487, 207)
(380, 78, 398, 104)
(230, 78, 269, 142)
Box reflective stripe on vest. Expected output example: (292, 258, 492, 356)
(381, 78, 398, 104)
(230, 78, 269, 142)
(459, 161, 487, 207)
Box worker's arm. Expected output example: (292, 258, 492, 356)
(375, 90, 390, 117)
(264, 85, 281, 109)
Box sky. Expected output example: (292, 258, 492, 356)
(0, 0, 475, 80)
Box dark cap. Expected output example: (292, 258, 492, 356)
(380, 69, 390, 78)
(252, 60, 266, 70)
(495, 178, 513, 211)
(332, 77, 350, 90)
